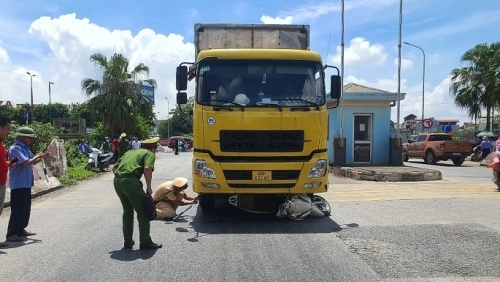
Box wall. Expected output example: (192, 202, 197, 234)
(328, 103, 391, 165)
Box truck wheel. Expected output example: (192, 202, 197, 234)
(425, 151, 436, 165)
(402, 150, 409, 162)
(199, 194, 216, 213)
(452, 158, 465, 166)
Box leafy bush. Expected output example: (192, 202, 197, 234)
(4, 122, 58, 154)
(64, 139, 87, 167)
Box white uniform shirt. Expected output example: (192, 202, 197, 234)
(131, 140, 141, 149)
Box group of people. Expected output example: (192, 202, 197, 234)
(0, 118, 197, 250)
(111, 136, 197, 250)
(79, 134, 143, 163)
(0, 116, 49, 247)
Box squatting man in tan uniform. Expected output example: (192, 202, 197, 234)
(153, 177, 198, 219)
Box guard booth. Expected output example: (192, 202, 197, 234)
(327, 83, 406, 165)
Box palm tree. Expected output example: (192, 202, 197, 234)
(450, 42, 500, 131)
(81, 53, 157, 134)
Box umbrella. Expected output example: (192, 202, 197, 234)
(477, 131, 497, 138)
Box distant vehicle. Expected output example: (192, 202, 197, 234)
(402, 133, 471, 166)
(167, 136, 193, 149)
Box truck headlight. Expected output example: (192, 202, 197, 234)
(307, 159, 327, 179)
(195, 160, 217, 179)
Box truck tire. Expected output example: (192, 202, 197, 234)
(403, 150, 409, 162)
(199, 194, 216, 213)
(425, 150, 437, 165)
(452, 157, 465, 166)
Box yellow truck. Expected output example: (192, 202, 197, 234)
(175, 23, 341, 212)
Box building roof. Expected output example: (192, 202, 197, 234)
(404, 114, 417, 120)
(343, 83, 390, 93)
(326, 83, 405, 103)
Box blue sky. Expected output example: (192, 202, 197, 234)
(0, 0, 499, 125)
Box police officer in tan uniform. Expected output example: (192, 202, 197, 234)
(112, 137, 162, 250)
(153, 177, 197, 219)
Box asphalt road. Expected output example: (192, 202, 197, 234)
(2, 152, 500, 281)
(405, 159, 493, 183)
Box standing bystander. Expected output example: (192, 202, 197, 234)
(5, 126, 48, 242)
(131, 137, 141, 149)
(0, 116, 16, 247)
(112, 135, 120, 163)
(118, 133, 129, 158)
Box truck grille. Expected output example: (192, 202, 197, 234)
(224, 170, 301, 180)
(220, 130, 304, 152)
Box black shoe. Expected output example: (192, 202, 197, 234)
(139, 242, 163, 250)
(124, 240, 135, 249)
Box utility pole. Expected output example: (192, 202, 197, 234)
(49, 81, 54, 123)
(26, 72, 36, 123)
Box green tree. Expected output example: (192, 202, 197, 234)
(450, 42, 500, 130)
(69, 102, 95, 128)
(0, 105, 15, 120)
(81, 53, 157, 134)
(33, 103, 70, 124)
(4, 122, 58, 154)
(159, 96, 193, 137)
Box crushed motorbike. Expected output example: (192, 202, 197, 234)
(276, 194, 331, 220)
(85, 147, 113, 171)
(227, 194, 331, 220)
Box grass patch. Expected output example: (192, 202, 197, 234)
(59, 163, 98, 186)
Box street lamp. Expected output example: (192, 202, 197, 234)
(165, 97, 170, 138)
(26, 72, 36, 123)
(49, 81, 54, 122)
(403, 41, 425, 132)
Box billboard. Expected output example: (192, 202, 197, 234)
(140, 84, 155, 105)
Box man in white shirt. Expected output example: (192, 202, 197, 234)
(131, 137, 141, 149)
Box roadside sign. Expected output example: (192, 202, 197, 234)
(422, 119, 433, 129)
(442, 124, 452, 133)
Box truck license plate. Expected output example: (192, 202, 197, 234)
(252, 171, 272, 181)
(452, 153, 461, 156)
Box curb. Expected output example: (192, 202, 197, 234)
(329, 166, 442, 182)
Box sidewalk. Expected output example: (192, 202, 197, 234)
(325, 175, 500, 203)
(329, 165, 442, 182)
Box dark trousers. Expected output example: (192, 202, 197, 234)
(113, 151, 119, 163)
(7, 188, 32, 238)
(482, 148, 491, 159)
(114, 177, 151, 244)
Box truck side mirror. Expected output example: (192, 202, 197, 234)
(330, 75, 341, 99)
(177, 92, 188, 105)
(176, 66, 188, 91)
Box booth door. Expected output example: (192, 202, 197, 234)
(353, 114, 372, 163)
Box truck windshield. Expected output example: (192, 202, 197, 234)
(197, 60, 325, 107)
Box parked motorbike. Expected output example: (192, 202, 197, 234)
(470, 145, 482, 162)
(85, 147, 113, 171)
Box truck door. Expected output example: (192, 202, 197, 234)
(414, 135, 427, 157)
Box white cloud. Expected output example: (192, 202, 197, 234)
(0, 46, 8, 63)
(394, 58, 413, 70)
(260, 15, 294, 24)
(0, 13, 195, 121)
(343, 74, 470, 124)
(329, 37, 388, 66)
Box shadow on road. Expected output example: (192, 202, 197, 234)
(1, 238, 42, 249)
(108, 248, 159, 261)
(174, 204, 358, 242)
